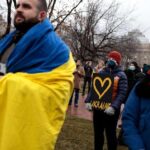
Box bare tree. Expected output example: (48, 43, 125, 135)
(1, 0, 82, 36)
(113, 30, 141, 68)
(67, 0, 132, 62)
(0, 0, 16, 37)
(13, 0, 16, 8)
(47, 0, 83, 31)
(4, 0, 12, 35)
(0, 15, 7, 38)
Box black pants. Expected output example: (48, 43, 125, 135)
(93, 109, 120, 150)
(69, 88, 80, 105)
(82, 77, 91, 96)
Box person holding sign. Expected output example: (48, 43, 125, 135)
(85, 50, 128, 150)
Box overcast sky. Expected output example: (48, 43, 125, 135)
(0, 0, 150, 40)
(118, 0, 150, 41)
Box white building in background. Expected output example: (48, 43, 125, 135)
(128, 29, 149, 44)
(128, 29, 150, 67)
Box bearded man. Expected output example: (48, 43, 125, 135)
(0, 0, 75, 150)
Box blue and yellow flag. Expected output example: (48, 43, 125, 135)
(0, 19, 75, 150)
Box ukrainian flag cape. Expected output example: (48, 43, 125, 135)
(0, 19, 75, 150)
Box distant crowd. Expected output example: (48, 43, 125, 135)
(69, 55, 145, 108)
(68, 50, 150, 150)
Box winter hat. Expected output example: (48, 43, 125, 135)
(108, 50, 122, 64)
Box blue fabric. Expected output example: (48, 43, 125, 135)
(122, 84, 150, 150)
(0, 18, 69, 73)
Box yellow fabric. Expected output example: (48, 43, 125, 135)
(0, 54, 75, 150)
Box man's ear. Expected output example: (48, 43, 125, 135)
(38, 11, 47, 21)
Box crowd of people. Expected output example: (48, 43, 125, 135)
(69, 50, 150, 150)
(0, 0, 149, 150)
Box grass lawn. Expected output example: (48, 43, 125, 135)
(55, 115, 128, 150)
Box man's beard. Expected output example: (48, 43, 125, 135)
(14, 14, 40, 32)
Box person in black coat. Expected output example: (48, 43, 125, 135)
(82, 61, 93, 96)
(85, 51, 128, 150)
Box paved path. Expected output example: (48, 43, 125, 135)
(67, 94, 93, 121)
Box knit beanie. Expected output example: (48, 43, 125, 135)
(108, 51, 122, 64)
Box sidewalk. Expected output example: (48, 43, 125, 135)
(67, 94, 93, 121)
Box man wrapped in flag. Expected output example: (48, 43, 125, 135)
(0, 0, 75, 149)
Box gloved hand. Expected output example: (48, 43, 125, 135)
(104, 106, 115, 115)
(85, 103, 92, 111)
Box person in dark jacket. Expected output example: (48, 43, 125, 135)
(122, 64, 150, 150)
(125, 61, 143, 96)
(118, 61, 145, 146)
(85, 50, 128, 150)
(82, 61, 93, 96)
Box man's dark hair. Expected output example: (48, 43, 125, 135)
(37, 0, 48, 12)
